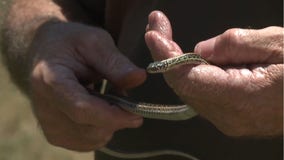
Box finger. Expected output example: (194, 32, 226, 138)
(145, 11, 183, 61)
(194, 27, 284, 65)
(33, 102, 99, 151)
(145, 31, 183, 61)
(32, 62, 143, 130)
(38, 110, 105, 151)
(34, 100, 115, 151)
(77, 28, 147, 89)
(147, 10, 173, 40)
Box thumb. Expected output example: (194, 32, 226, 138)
(96, 48, 146, 89)
(145, 11, 183, 61)
(194, 27, 284, 65)
(79, 29, 147, 89)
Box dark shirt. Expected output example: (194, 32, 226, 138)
(82, 0, 283, 159)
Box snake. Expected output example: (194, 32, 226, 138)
(92, 53, 208, 159)
(91, 53, 208, 121)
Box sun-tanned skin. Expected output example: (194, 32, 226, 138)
(2, 0, 283, 159)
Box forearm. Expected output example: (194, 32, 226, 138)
(1, 0, 91, 94)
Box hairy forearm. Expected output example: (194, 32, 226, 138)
(1, 0, 91, 94)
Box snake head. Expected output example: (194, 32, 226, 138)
(146, 61, 168, 73)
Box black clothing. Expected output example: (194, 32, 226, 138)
(95, 0, 283, 159)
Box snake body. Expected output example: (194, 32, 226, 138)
(92, 92, 197, 121)
(147, 53, 208, 73)
(94, 53, 208, 121)
(95, 53, 207, 159)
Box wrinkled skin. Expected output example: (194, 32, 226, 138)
(28, 9, 283, 152)
(145, 11, 283, 137)
(30, 22, 146, 151)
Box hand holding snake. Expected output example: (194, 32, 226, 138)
(144, 11, 283, 137)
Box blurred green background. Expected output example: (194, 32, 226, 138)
(0, 0, 93, 159)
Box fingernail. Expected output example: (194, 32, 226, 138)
(194, 44, 202, 54)
(195, 38, 216, 59)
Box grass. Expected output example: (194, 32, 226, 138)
(0, 1, 93, 159)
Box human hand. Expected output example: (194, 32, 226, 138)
(145, 11, 283, 137)
(30, 22, 146, 151)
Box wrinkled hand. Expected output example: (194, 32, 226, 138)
(145, 11, 283, 137)
(30, 22, 146, 151)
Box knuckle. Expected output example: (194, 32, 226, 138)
(219, 28, 245, 52)
(223, 28, 242, 41)
(33, 61, 63, 87)
(213, 28, 251, 62)
(222, 29, 236, 42)
(30, 61, 47, 83)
